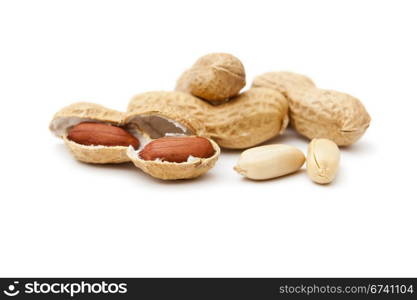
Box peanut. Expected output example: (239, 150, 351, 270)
(306, 138, 340, 184)
(203, 88, 289, 149)
(252, 72, 371, 146)
(128, 89, 289, 150)
(139, 136, 215, 163)
(176, 53, 245, 102)
(68, 122, 139, 148)
(51, 102, 220, 177)
(234, 144, 305, 180)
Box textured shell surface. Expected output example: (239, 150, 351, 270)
(204, 88, 289, 149)
(290, 88, 371, 145)
(63, 137, 130, 164)
(126, 138, 220, 180)
(127, 89, 289, 149)
(252, 71, 315, 97)
(176, 53, 246, 102)
(51, 99, 222, 176)
(252, 72, 371, 146)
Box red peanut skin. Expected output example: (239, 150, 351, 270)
(68, 122, 140, 148)
(139, 137, 215, 163)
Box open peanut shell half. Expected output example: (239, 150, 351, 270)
(125, 91, 220, 180)
(49, 102, 133, 164)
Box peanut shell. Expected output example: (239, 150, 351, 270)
(49, 102, 131, 164)
(176, 53, 245, 102)
(290, 88, 371, 146)
(252, 72, 371, 146)
(126, 92, 221, 179)
(252, 71, 315, 96)
(51, 98, 221, 179)
(126, 91, 207, 138)
(204, 88, 289, 149)
(128, 89, 289, 149)
(127, 137, 220, 180)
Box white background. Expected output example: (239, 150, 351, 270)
(0, 0, 416, 277)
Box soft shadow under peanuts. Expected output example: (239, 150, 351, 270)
(218, 128, 309, 155)
(219, 148, 243, 155)
(77, 159, 218, 184)
(326, 164, 344, 186)
(151, 171, 218, 185)
(53, 142, 133, 166)
(238, 169, 305, 183)
(339, 140, 375, 154)
(54, 142, 72, 156)
(260, 127, 310, 146)
(73, 159, 143, 177)
(305, 168, 342, 187)
(267, 127, 374, 156)
(80, 161, 136, 171)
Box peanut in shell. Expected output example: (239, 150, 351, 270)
(128, 89, 289, 149)
(203, 88, 289, 149)
(176, 53, 246, 103)
(252, 72, 371, 146)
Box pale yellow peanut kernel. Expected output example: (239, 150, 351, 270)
(234, 144, 305, 180)
(306, 138, 340, 184)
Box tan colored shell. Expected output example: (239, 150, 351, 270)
(204, 88, 289, 149)
(49, 102, 130, 164)
(63, 137, 130, 164)
(252, 71, 315, 96)
(290, 89, 371, 146)
(176, 53, 246, 102)
(127, 89, 288, 149)
(49, 102, 124, 136)
(127, 138, 220, 180)
(252, 72, 371, 146)
(126, 91, 207, 137)
(125, 92, 220, 179)
(51, 98, 221, 179)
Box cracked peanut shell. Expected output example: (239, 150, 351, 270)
(125, 92, 220, 179)
(49, 102, 132, 164)
(127, 137, 220, 180)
